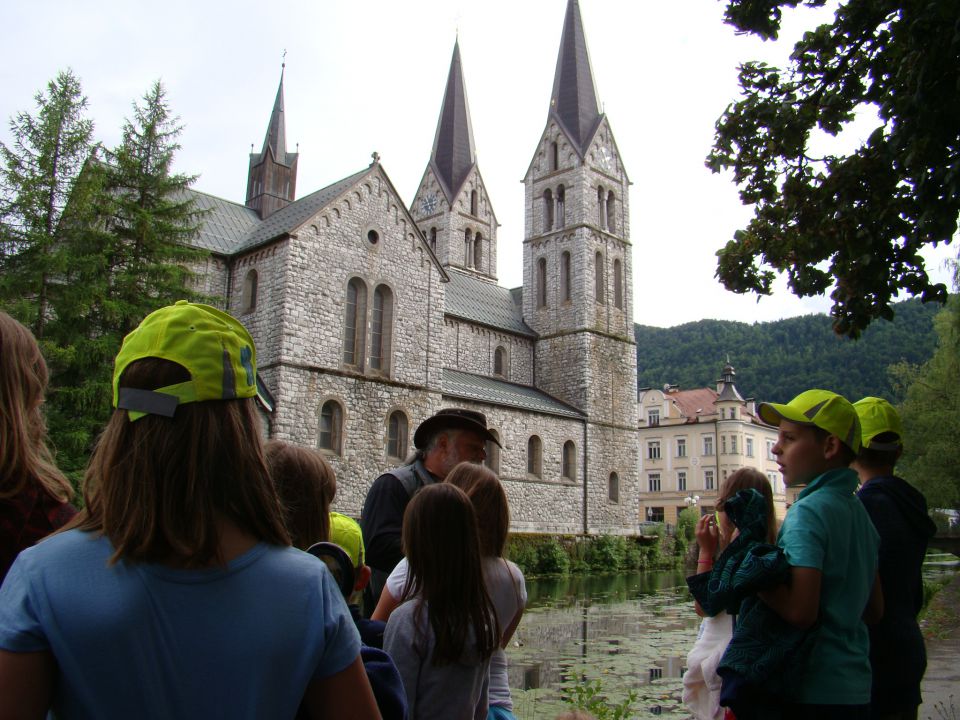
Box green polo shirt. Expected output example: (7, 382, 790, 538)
(778, 466, 880, 704)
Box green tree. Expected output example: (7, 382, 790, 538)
(0, 70, 94, 336)
(708, 0, 959, 338)
(893, 265, 960, 510)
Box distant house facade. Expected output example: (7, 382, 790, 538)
(637, 364, 790, 526)
(181, 0, 640, 535)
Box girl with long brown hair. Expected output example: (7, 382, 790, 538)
(0, 311, 75, 584)
(383, 481, 499, 719)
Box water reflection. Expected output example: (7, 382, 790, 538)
(507, 570, 697, 719)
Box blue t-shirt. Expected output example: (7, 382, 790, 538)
(0, 530, 361, 719)
(778, 467, 880, 705)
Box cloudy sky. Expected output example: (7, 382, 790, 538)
(2, 0, 953, 328)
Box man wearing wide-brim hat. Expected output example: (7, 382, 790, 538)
(360, 408, 500, 614)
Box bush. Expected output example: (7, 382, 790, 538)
(536, 537, 570, 575)
(676, 506, 700, 541)
(506, 529, 681, 577)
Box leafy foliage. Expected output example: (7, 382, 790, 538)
(708, 0, 960, 337)
(635, 297, 939, 403)
(562, 678, 638, 720)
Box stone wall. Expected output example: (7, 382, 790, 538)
(441, 317, 535, 386)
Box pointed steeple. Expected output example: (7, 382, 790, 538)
(246, 64, 298, 219)
(549, 0, 602, 155)
(430, 40, 477, 203)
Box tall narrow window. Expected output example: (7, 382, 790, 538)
(562, 440, 576, 481)
(543, 189, 554, 232)
(386, 410, 407, 459)
(537, 258, 547, 307)
(464, 229, 472, 266)
(560, 251, 571, 302)
(429, 227, 437, 252)
(370, 284, 393, 374)
(241, 269, 258, 314)
(647, 409, 660, 426)
(486, 429, 501, 475)
(470, 189, 478, 216)
(678, 471, 687, 492)
(648, 441, 661, 460)
(704, 436, 714, 456)
(343, 278, 367, 368)
(597, 186, 606, 227)
(705, 469, 715, 490)
(527, 435, 542, 477)
(595, 252, 604, 303)
(556, 185, 565, 228)
(608, 472, 620, 503)
(648, 473, 661, 492)
(318, 401, 343, 454)
(614, 258, 623, 309)
(474, 233, 483, 271)
(550, 141, 559, 171)
(606, 190, 616, 233)
(677, 438, 686, 457)
(494, 346, 507, 377)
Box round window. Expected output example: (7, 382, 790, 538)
(367, 229, 379, 245)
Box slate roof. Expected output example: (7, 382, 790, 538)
(182, 190, 260, 254)
(443, 368, 583, 419)
(549, 0, 602, 155)
(431, 40, 477, 203)
(444, 270, 535, 337)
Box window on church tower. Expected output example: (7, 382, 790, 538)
(486, 429, 501, 475)
(429, 227, 437, 252)
(474, 233, 483, 271)
(608, 472, 620, 503)
(560, 251, 571, 303)
(343, 278, 367, 368)
(370, 284, 393, 374)
(470, 190, 478, 216)
(386, 410, 407, 460)
(557, 185, 565, 228)
(543, 189, 554, 232)
(527, 435, 542, 478)
(595, 252, 604, 304)
(494, 346, 507, 378)
(614, 259, 623, 309)
(318, 400, 344, 455)
(606, 191, 616, 233)
(464, 229, 472, 267)
(537, 258, 547, 308)
(562, 440, 576, 481)
(597, 186, 606, 228)
(550, 141, 558, 171)
(241, 269, 258, 314)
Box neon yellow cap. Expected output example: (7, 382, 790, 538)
(758, 389, 861, 453)
(329, 511, 365, 568)
(853, 397, 903, 451)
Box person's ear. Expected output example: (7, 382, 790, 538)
(822, 434, 844, 461)
(354, 564, 372, 592)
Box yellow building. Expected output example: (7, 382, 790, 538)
(637, 364, 795, 527)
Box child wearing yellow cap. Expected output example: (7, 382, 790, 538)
(757, 389, 883, 718)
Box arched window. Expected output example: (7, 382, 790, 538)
(429, 227, 437, 252)
(550, 141, 559, 171)
(614, 258, 623, 309)
(494, 345, 507, 378)
(537, 258, 547, 308)
(527, 435, 542, 477)
(318, 400, 344, 454)
(608, 472, 620, 503)
(560, 251, 571, 302)
(343, 278, 367, 368)
(241, 269, 258, 314)
(464, 229, 473, 266)
(595, 252, 605, 304)
(556, 185, 565, 228)
(597, 186, 606, 228)
(606, 191, 616, 233)
(470, 189, 478, 216)
(485, 429, 501, 475)
(543, 189, 554, 232)
(370, 284, 393, 374)
(386, 410, 408, 459)
(474, 232, 483, 271)
(562, 440, 576, 481)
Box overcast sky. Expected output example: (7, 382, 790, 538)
(2, 0, 954, 328)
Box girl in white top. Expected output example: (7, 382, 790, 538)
(374, 462, 527, 720)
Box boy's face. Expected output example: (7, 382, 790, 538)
(772, 420, 831, 487)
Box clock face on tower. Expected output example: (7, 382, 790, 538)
(420, 193, 438, 214)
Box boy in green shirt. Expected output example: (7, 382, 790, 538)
(758, 389, 883, 719)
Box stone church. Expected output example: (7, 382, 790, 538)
(186, 0, 639, 535)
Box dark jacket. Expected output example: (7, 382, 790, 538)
(1, 482, 76, 586)
(857, 475, 937, 711)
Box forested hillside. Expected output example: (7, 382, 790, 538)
(634, 298, 941, 403)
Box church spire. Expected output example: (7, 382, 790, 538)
(246, 63, 298, 219)
(430, 40, 476, 203)
(549, 0, 602, 155)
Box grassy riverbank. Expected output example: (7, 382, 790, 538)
(506, 532, 682, 578)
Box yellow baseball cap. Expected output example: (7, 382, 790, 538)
(853, 397, 903, 451)
(329, 512, 365, 568)
(758, 389, 861, 453)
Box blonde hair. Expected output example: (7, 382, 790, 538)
(76, 358, 289, 566)
(265, 440, 336, 550)
(0, 312, 72, 503)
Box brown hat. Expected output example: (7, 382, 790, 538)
(413, 408, 502, 450)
